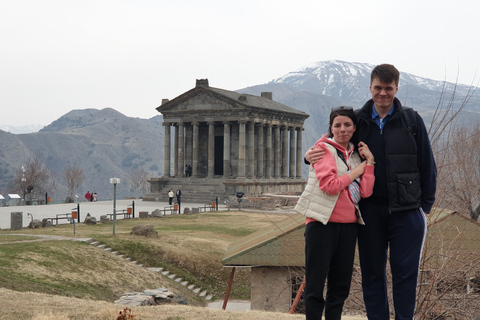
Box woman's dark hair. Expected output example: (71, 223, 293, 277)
(328, 106, 357, 137)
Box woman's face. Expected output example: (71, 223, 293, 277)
(331, 115, 356, 148)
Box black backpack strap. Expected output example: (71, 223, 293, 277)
(402, 107, 417, 137)
(336, 149, 349, 169)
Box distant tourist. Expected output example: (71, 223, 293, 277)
(85, 191, 91, 202)
(176, 188, 182, 204)
(188, 164, 192, 177)
(93, 192, 97, 202)
(168, 188, 174, 205)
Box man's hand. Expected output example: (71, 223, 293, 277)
(305, 145, 325, 164)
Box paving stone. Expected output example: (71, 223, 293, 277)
(187, 285, 195, 290)
(199, 290, 207, 297)
(175, 278, 182, 282)
(104, 248, 112, 252)
(161, 271, 169, 276)
(181, 281, 188, 286)
(193, 288, 200, 294)
(168, 274, 176, 279)
(97, 244, 106, 249)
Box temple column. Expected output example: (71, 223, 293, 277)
(296, 127, 303, 178)
(208, 121, 215, 178)
(256, 123, 264, 178)
(266, 123, 273, 179)
(223, 121, 231, 177)
(247, 121, 255, 178)
(282, 126, 289, 178)
(185, 123, 193, 169)
(289, 127, 295, 178)
(178, 122, 185, 177)
(192, 122, 199, 177)
(174, 124, 179, 177)
(238, 120, 246, 177)
(163, 122, 171, 177)
(274, 125, 281, 178)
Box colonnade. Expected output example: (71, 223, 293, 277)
(163, 120, 304, 180)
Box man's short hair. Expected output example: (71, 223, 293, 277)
(371, 64, 400, 87)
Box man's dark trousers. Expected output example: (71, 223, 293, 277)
(358, 200, 427, 320)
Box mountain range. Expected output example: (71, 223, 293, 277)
(1, 60, 479, 201)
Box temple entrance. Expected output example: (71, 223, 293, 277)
(214, 136, 224, 175)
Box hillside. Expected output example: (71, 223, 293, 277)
(0, 108, 165, 200)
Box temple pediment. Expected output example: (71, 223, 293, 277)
(157, 79, 309, 124)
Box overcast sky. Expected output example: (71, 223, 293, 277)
(1, 0, 478, 127)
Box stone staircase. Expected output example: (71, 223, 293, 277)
(151, 178, 229, 204)
(88, 239, 214, 306)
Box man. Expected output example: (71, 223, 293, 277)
(305, 64, 437, 320)
(176, 188, 182, 204)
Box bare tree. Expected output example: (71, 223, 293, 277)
(124, 168, 150, 198)
(435, 126, 480, 220)
(9, 154, 52, 201)
(62, 165, 86, 199)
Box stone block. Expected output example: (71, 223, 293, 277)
(10, 212, 22, 230)
(139, 211, 149, 218)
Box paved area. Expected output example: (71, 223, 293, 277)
(0, 199, 226, 229)
(207, 299, 251, 311)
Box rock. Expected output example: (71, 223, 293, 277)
(41, 218, 52, 228)
(151, 209, 163, 218)
(28, 219, 42, 229)
(183, 207, 191, 214)
(84, 213, 97, 225)
(130, 225, 158, 237)
(100, 215, 109, 223)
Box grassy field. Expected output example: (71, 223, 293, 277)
(0, 209, 367, 319)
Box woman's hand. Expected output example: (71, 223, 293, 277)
(358, 141, 375, 166)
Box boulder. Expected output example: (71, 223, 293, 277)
(151, 209, 163, 218)
(130, 225, 158, 237)
(84, 213, 97, 225)
(28, 219, 42, 229)
(41, 218, 52, 228)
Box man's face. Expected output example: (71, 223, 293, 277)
(370, 78, 398, 110)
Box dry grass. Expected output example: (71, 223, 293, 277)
(0, 210, 369, 319)
(0, 288, 367, 320)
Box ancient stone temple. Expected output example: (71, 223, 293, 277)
(146, 79, 309, 203)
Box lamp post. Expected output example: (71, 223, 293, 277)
(110, 177, 120, 235)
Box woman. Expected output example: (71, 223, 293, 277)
(168, 188, 174, 205)
(295, 106, 375, 320)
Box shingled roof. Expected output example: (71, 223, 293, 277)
(157, 79, 309, 121)
(222, 213, 305, 267)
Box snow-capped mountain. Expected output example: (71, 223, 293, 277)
(271, 60, 478, 107)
